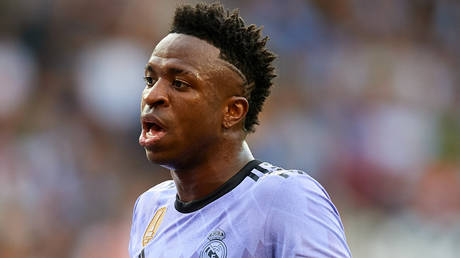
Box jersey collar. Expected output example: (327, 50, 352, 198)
(174, 159, 262, 213)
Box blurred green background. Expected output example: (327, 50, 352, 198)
(0, 0, 459, 257)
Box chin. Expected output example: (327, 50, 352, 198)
(145, 148, 198, 171)
(145, 149, 174, 168)
(145, 149, 163, 163)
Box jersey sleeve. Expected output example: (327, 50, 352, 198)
(264, 172, 352, 257)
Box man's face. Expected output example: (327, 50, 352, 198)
(139, 33, 242, 169)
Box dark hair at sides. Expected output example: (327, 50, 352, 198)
(170, 2, 276, 132)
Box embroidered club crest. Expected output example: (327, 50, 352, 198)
(200, 228, 227, 258)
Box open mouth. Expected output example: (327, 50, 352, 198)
(144, 121, 164, 135)
(139, 119, 167, 147)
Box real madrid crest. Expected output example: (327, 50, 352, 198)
(200, 228, 227, 258)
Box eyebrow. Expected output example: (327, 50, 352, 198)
(144, 64, 196, 78)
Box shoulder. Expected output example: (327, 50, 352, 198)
(134, 180, 176, 214)
(252, 162, 344, 232)
(129, 181, 176, 257)
(255, 162, 351, 257)
(252, 162, 334, 211)
(130, 182, 175, 241)
(145, 180, 176, 195)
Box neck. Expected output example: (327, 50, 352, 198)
(170, 140, 254, 202)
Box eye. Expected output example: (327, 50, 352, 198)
(172, 79, 190, 89)
(144, 76, 156, 87)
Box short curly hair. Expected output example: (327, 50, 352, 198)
(170, 2, 276, 133)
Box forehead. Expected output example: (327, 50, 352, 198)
(148, 33, 221, 71)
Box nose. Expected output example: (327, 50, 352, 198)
(142, 78, 170, 109)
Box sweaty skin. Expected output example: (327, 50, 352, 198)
(140, 33, 253, 202)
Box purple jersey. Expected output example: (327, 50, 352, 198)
(129, 160, 351, 257)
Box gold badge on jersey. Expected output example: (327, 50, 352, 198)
(142, 206, 167, 247)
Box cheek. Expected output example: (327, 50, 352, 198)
(175, 98, 222, 134)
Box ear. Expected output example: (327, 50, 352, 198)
(222, 96, 249, 129)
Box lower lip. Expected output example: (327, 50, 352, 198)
(139, 128, 167, 147)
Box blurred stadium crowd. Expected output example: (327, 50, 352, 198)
(0, 0, 459, 257)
